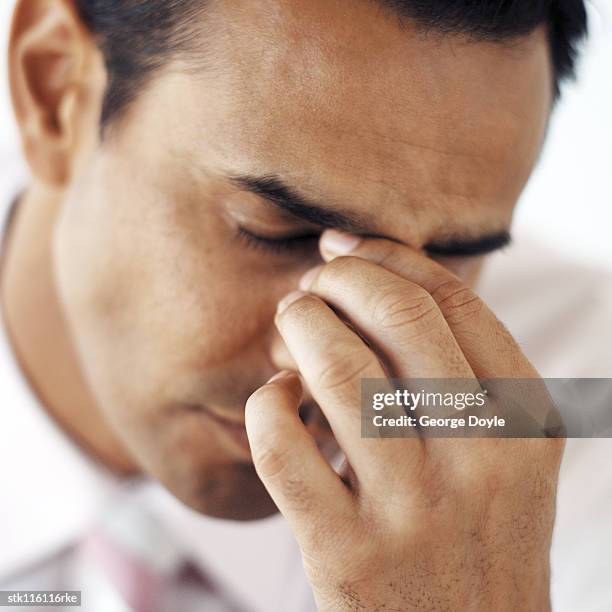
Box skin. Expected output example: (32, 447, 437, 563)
(2, 0, 559, 606)
(248, 237, 561, 610)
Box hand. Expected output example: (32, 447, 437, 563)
(245, 230, 563, 611)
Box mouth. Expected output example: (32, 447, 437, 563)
(185, 400, 334, 457)
(199, 407, 251, 453)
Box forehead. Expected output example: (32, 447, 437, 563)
(138, 0, 552, 244)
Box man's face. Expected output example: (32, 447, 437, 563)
(52, 0, 551, 519)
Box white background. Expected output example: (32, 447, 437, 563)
(1, 1, 610, 268)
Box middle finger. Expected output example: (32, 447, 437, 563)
(275, 291, 426, 489)
(300, 256, 476, 380)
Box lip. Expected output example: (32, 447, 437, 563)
(190, 402, 335, 459)
(204, 407, 246, 429)
(202, 408, 252, 454)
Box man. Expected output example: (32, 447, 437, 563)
(1, 0, 611, 610)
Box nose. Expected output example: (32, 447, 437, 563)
(269, 332, 298, 373)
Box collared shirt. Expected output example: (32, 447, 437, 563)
(1, 159, 611, 611)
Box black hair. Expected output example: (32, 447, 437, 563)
(75, 0, 207, 126)
(74, 0, 588, 127)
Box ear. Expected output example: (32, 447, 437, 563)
(9, 0, 106, 187)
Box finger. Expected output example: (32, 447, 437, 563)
(245, 371, 354, 547)
(275, 292, 425, 487)
(300, 256, 476, 380)
(312, 239, 520, 465)
(320, 230, 537, 378)
(319, 237, 556, 465)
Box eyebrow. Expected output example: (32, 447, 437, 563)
(229, 174, 511, 257)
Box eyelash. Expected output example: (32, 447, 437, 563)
(236, 227, 321, 255)
(237, 227, 489, 260)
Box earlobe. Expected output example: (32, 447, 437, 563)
(9, 0, 104, 188)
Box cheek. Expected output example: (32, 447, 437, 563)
(53, 162, 281, 409)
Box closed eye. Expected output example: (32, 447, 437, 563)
(236, 226, 321, 255)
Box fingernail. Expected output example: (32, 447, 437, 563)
(299, 265, 323, 290)
(277, 290, 306, 314)
(320, 230, 362, 256)
(267, 370, 293, 384)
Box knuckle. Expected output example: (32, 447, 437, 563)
(376, 242, 403, 267)
(429, 278, 483, 324)
(279, 293, 320, 318)
(251, 441, 293, 481)
(252, 445, 313, 512)
(367, 241, 404, 270)
(280, 476, 314, 513)
(318, 255, 361, 285)
(316, 348, 378, 395)
(371, 283, 438, 332)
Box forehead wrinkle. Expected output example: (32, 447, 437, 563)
(290, 117, 496, 215)
(174, 0, 551, 251)
(316, 116, 499, 163)
(199, 2, 549, 177)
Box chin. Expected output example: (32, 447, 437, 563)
(161, 459, 279, 521)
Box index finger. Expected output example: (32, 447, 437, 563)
(320, 231, 538, 379)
